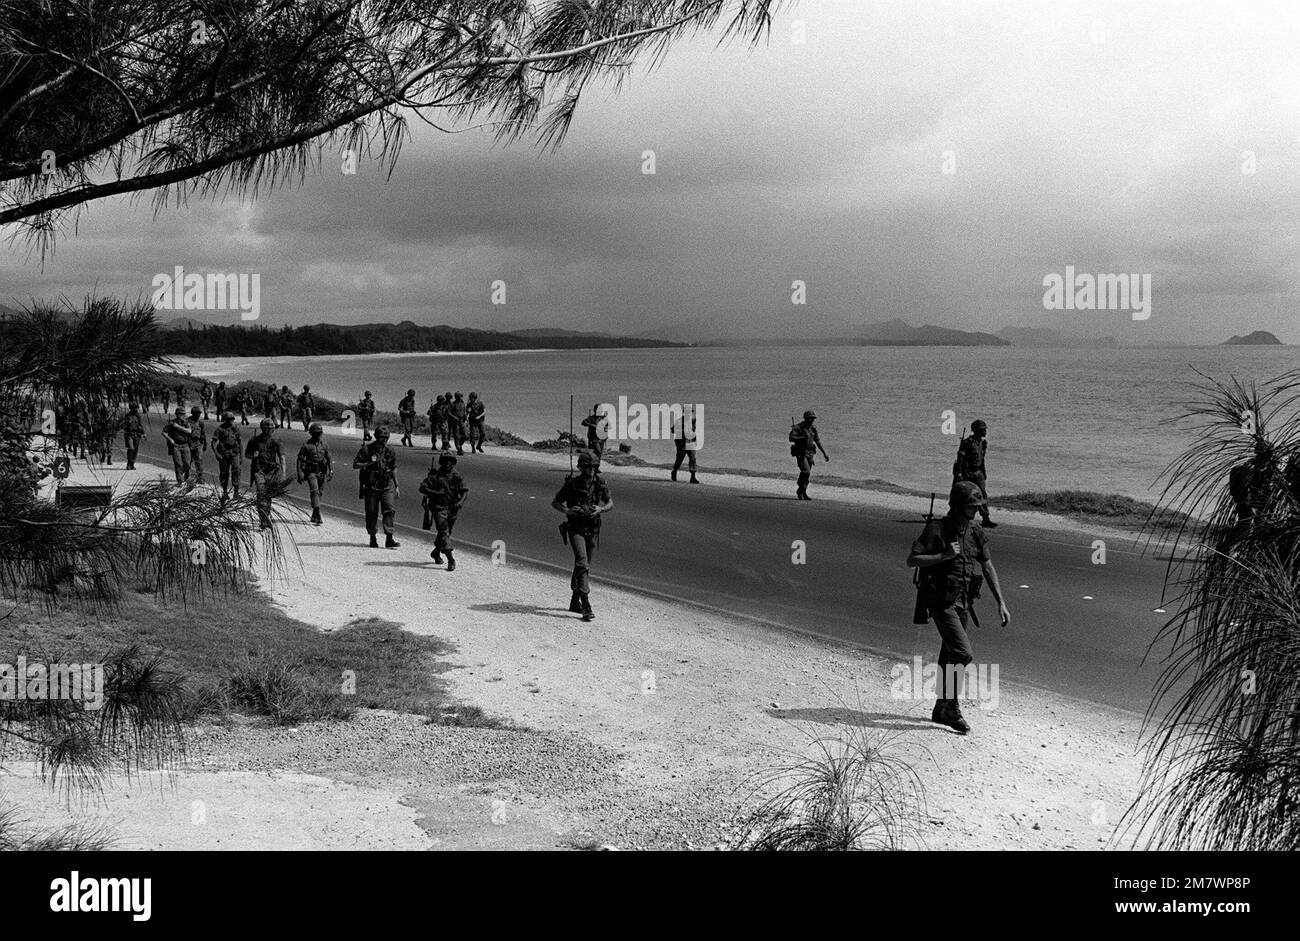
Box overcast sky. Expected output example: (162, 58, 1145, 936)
(4, 0, 1298, 343)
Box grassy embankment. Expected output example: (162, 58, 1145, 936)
(0, 585, 509, 729)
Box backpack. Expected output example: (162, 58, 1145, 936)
(213, 424, 241, 457)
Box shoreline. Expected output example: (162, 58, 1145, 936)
(163, 367, 1177, 539)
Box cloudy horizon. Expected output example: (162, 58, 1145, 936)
(4, 0, 1298, 345)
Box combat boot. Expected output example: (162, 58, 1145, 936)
(690, 474, 699, 484)
(671, 469, 677, 481)
(385, 534, 401, 549)
(445, 549, 456, 572)
(580, 594, 595, 622)
(369, 534, 379, 548)
(569, 591, 583, 613)
(311, 508, 322, 526)
(430, 548, 443, 564)
(981, 517, 998, 529)
(932, 699, 970, 734)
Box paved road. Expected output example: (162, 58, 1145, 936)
(137, 421, 1175, 714)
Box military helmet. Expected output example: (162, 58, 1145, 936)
(174, 407, 185, 417)
(469, 392, 478, 399)
(190, 406, 202, 416)
(221, 411, 235, 422)
(308, 421, 323, 434)
(576, 450, 599, 469)
(971, 419, 988, 433)
(128, 402, 139, 411)
(438, 453, 457, 466)
(364, 390, 371, 396)
(373, 425, 390, 440)
(303, 384, 310, 391)
(407, 389, 415, 396)
(260, 417, 275, 431)
(949, 480, 987, 509)
(803, 409, 817, 421)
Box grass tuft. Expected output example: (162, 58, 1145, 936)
(731, 722, 925, 851)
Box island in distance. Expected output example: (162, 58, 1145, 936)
(1222, 330, 1283, 346)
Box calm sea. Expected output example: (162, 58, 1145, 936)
(177, 345, 1298, 502)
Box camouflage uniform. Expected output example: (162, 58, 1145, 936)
(353, 428, 399, 548)
(420, 454, 468, 569)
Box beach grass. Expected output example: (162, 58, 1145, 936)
(0, 589, 510, 728)
(996, 490, 1187, 531)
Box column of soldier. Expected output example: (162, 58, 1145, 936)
(33, 382, 1029, 703)
(122, 386, 485, 578)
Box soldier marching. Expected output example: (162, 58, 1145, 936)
(297, 422, 333, 525)
(552, 450, 613, 622)
(420, 453, 468, 570)
(353, 425, 400, 549)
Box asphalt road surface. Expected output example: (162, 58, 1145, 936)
(137, 421, 1176, 714)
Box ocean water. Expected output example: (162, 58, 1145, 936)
(177, 345, 1298, 502)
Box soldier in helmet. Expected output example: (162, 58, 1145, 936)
(297, 422, 333, 525)
(161, 407, 193, 486)
(954, 418, 997, 528)
(231, 386, 249, 425)
(199, 382, 212, 419)
(907, 480, 1011, 734)
(420, 452, 468, 570)
(432, 394, 450, 450)
(213, 381, 226, 417)
(788, 409, 829, 500)
(212, 411, 243, 500)
(431, 397, 447, 452)
(671, 405, 700, 484)
(467, 392, 486, 453)
(357, 390, 376, 440)
(279, 385, 294, 430)
(187, 405, 208, 485)
(449, 392, 469, 454)
(120, 402, 146, 470)
(398, 389, 417, 447)
(244, 417, 285, 529)
(352, 425, 400, 549)
(297, 385, 315, 431)
(552, 450, 613, 622)
(581, 403, 608, 458)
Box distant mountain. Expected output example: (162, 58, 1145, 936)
(703, 317, 1009, 347)
(158, 316, 228, 331)
(508, 327, 617, 339)
(846, 318, 1009, 347)
(1223, 330, 1282, 346)
(997, 326, 1121, 348)
(152, 320, 688, 356)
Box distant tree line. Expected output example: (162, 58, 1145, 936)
(152, 322, 684, 357)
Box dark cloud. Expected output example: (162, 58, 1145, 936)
(3, 1, 1297, 343)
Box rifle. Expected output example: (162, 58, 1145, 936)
(912, 492, 936, 624)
